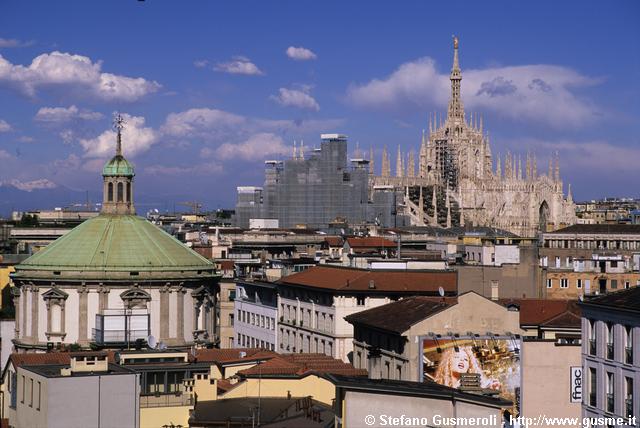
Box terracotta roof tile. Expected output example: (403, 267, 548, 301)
(324, 237, 344, 247)
(279, 265, 456, 294)
(9, 351, 117, 368)
(498, 298, 581, 326)
(237, 353, 367, 377)
(346, 237, 396, 248)
(194, 348, 276, 363)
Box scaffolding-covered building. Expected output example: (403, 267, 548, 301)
(234, 134, 402, 229)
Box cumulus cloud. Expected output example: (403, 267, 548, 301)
(0, 38, 33, 48)
(214, 56, 264, 75)
(1, 178, 57, 191)
(0, 119, 11, 132)
(35, 105, 103, 123)
(161, 108, 246, 139)
(79, 113, 158, 158)
(346, 57, 601, 127)
(271, 86, 320, 111)
(193, 60, 209, 68)
(0, 149, 12, 159)
(0, 51, 161, 101)
(216, 133, 291, 161)
(286, 46, 317, 61)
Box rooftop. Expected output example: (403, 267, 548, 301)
(21, 363, 134, 378)
(345, 296, 455, 334)
(102, 154, 135, 177)
(580, 286, 640, 314)
(498, 298, 581, 327)
(546, 224, 640, 235)
(236, 353, 367, 378)
(278, 265, 457, 294)
(14, 214, 215, 279)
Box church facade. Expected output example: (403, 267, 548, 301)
(370, 37, 576, 237)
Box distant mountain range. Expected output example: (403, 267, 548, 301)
(0, 180, 216, 217)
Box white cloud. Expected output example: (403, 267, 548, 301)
(530, 139, 640, 173)
(0, 149, 12, 159)
(1, 178, 57, 191)
(161, 108, 246, 139)
(286, 46, 317, 61)
(79, 113, 158, 158)
(214, 56, 264, 75)
(0, 38, 33, 48)
(0, 51, 161, 101)
(346, 57, 600, 127)
(35, 105, 103, 123)
(216, 133, 291, 161)
(144, 161, 223, 176)
(193, 60, 209, 68)
(0, 119, 11, 132)
(271, 87, 320, 111)
(17, 136, 35, 143)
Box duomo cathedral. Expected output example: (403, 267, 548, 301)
(370, 37, 576, 237)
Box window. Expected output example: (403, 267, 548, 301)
(589, 368, 597, 407)
(126, 182, 131, 202)
(625, 326, 633, 364)
(228, 290, 236, 301)
(625, 281, 630, 289)
(555, 257, 561, 268)
(356, 296, 365, 306)
(606, 372, 615, 413)
(606, 323, 614, 360)
(588, 319, 596, 356)
(29, 378, 33, 407)
(167, 372, 184, 393)
(577, 279, 583, 289)
(117, 182, 124, 202)
(611, 279, 618, 289)
(271, 317, 275, 330)
(560, 278, 568, 288)
(21, 375, 25, 404)
(611, 261, 618, 268)
(626, 377, 634, 419)
(107, 182, 114, 201)
(229, 314, 234, 327)
(36, 381, 41, 411)
(546, 279, 553, 288)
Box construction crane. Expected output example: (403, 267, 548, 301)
(179, 201, 203, 214)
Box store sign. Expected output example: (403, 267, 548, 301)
(570, 366, 582, 403)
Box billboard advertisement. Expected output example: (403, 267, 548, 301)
(422, 337, 521, 417)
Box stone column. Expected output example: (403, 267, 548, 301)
(31, 287, 39, 341)
(98, 285, 109, 313)
(159, 284, 170, 341)
(176, 286, 185, 343)
(13, 290, 20, 339)
(78, 286, 89, 345)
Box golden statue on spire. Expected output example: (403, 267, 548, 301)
(453, 35, 459, 49)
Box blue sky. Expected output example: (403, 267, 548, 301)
(0, 0, 638, 210)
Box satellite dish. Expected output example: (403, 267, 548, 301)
(438, 286, 445, 297)
(147, 335, 157, 349)
(158, 342, 167, 351)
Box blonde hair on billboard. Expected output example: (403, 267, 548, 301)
(433, 346, 487, 388)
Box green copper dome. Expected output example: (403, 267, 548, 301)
(102, 155, 135, 177)
(14, 215, 214, 280)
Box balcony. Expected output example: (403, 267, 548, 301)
(606, 393, 614, 413)
(93, 328, 149, 346)
(606, 343, 614, 360)
(140, 392, 193, 408)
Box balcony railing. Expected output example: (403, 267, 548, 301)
(606, 343, 614, 360)
(589, 340, 596, 356)
(139, 392, 193, 408)
(606, 393, 614, 413)
(93, 328, 149, 345)
(625, 347, 633, 364)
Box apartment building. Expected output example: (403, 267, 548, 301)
(234, 279, 278, 351)
(276, 265, 457, 362)
(580, 287, 639, 426)
(541, 224, 640, 298)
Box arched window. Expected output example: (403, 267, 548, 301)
(117, 182, 124, 202)
(126, 182, 131, 202)
(107, 182, 114, 202)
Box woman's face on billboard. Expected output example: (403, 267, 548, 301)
(452, 350, 470, 374)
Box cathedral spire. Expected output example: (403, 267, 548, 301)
(407, 149, 415, 178)
(369, 146, 375, 175)
(445, 189, 452, 228)
(300, 140, 305, 160)
(102, 113, 135, 215)
(382, 146, 390, 177)
(567, 183, 573, 203)
(293, 140, 298, 160)
(496, 154, 501, 178)
(554, 151, 560, 182)
(396, 145, 403, 177)
(447, 35, 464, 125)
